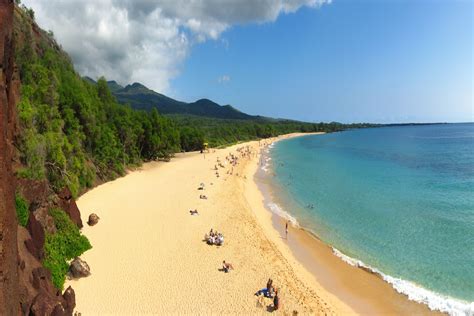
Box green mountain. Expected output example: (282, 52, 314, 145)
(94, 79, 257, 120)
(106, 80, 124, 93)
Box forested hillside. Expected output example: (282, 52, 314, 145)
(14, 8, 183, 197)
(108, 80, 256, 120)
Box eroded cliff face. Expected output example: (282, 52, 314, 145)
(1, 2, 79, 314)
(0, 0, 20, 314)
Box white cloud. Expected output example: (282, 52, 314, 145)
(22, 0, 330, 93)
(218, 75, 231, 83)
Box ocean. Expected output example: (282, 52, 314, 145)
(261, 124, 474, 315)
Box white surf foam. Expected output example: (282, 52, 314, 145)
(266, 202, 299, 227)
(260, 159, 270, 172)
(332, 248, 474, 316)
(260, 149, 273, 172)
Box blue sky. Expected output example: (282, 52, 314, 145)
(172, 0, 473, 123)
(29, 0, 472, 123)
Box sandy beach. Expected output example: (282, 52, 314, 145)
(67, 133, 437, 315)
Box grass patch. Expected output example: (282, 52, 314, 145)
(15, 193, 29, 227)
(43, 208, 92, 289)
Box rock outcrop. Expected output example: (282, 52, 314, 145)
(18, 178, 84, 232)
(25, 213, 45, 260)
(29, 285, 76, 316)
(58, 187, 83, 228)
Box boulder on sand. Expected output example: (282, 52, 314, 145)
(68, 257, 90, 279)
(87, 213, 100, 226)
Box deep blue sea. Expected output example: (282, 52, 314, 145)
(263, 124, 474, 315)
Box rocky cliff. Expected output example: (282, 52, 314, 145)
(0, 2, 82, 314)
(0, 0, 19, 314)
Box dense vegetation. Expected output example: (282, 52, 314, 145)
(43, 208, 92, 289)
(14, 8, 181, 197)
(169, 115, 357, 148)
(15, 193, 29, 227)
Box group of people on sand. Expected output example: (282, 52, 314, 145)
(226, 152, 239, 167)
(214, 157, 224, 178)
(215, 158, 225, 169)
(236, 145, 254, 159)
(255, 278, 280, 311)
(205, 229, 224, 245)
(211, 146, 257, 179)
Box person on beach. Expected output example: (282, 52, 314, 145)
(266, 279, 273, 294)
(255, 288, 269, 297)
(222, 260, 234, 273)
(215, 233, 224, 246)
(255, 287, 273, 298)
(285, 221, 289, 239)
(255, 279, 274, 298)
(273, 290, 280, 311)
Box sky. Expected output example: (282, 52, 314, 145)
(23, 0, 472, 123)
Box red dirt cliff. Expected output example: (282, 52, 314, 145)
(0, 2, 79, 314)
(0, 0, 20, 314)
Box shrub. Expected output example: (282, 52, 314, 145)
(43, 208, 92, 289)
(15, 193, 29, 227)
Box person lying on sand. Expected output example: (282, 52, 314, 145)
(255, 279, 275, 298)
(255, 287, 271, 298)
(189, 209, 199, 215)
(273, 290, 280, 311)
(199, 194, 207, 199)
(222, 260, 234, 273)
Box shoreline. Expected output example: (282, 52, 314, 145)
(253, 133, 444, 315)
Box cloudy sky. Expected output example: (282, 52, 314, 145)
(23, 0, 329, 93)
(23, 0, 472, 123)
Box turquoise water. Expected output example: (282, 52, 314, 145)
(265, 124, 474, 314)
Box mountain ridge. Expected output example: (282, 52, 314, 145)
(85, 77, 257, 120)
